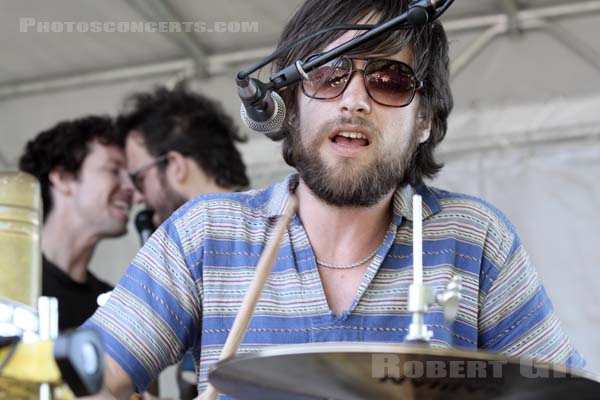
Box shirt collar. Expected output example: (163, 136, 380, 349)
(392, 183, 441, 225)
(262, 173, 299, 218)
(263, 173, 441, 222)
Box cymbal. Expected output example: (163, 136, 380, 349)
(208, 342, 600, 400)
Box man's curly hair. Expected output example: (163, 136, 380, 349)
(117, 82, 249, 190)
(18, 116, 118, 220)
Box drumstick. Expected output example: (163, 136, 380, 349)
(201, 195, 298, 400)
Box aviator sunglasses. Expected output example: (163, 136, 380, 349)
(300, 55, 424, 107)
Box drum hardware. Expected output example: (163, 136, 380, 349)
(1, 171, 104, 399)
(0, 298, 39, 343)
(38, 296, 58, 400)
(0, 297, 104, 399)
(405, 274, 462, 343)
(406, 195, 462, 343)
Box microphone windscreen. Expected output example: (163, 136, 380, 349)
(135, 209, 155, 234)
(240, 91, 286, 135)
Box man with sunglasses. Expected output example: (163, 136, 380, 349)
(81, 1, 584, 398)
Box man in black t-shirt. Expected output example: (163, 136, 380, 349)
(41, 255, 113, 330)
(19, 116, 134, 331)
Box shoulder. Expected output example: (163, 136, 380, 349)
(171, 176, 291, 224)
(169, 187, 274, 231)
(428, 187, 518, 233)
(158, 178, 291, 250)
(425, 186, 520, 255)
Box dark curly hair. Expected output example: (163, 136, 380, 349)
(18, 116, 118, 220)
(116, 82, 249, 190)
(273, 0, 454, 186)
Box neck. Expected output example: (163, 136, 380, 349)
(296, 178, 394, 264)
(186, 180, 229, 199)
(41, 209, 98, 284)
(181, 166, 231, 200)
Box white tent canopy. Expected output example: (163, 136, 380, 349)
(2, 1, 599, 395)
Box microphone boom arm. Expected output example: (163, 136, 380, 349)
(268, 0, 453, 91)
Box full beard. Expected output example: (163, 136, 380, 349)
(291, 117, 419, 207)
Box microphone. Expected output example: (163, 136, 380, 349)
(235, 0, 454, 136)
(134, 209, 155, 245)
(237, 76, 286, 137)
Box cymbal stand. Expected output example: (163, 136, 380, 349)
(405, 195, 462, 343)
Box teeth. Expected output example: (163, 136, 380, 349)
(338, 131, 366, 140)
(112, 201, 130, 211)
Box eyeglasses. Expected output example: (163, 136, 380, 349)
(301, 55, 424, 107)
(128, 154, 168, 193)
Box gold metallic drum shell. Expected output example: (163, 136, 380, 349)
(0, 171, 42, 307)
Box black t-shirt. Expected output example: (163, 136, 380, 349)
(42, 255, 113, 331)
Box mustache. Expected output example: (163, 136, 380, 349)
(316, 116, 381, 140)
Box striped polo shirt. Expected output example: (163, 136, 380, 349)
(84, 174, 584, 394)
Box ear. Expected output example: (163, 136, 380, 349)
(166, 151, 188, 184)
(47, 167, 76, 195)
(417, 113, 431, 144)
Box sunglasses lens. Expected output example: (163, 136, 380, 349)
(302, 57, 351, 99)
(364, 60, 417, 107)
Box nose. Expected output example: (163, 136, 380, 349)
(133, 190, 146, 205)
(119, 170, 135, 201)
(339, 69, 372, 115)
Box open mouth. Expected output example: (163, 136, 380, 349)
(111, 200, 131, 218)
(331, 131, 370, 147)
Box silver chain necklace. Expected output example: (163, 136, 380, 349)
(316, 246, 380, 269)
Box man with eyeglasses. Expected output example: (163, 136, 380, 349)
(80, 1, 584, 398)
(113, 82, 249, 399)
(117, 82, 249, 229)
(18, 116, 133, 332)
